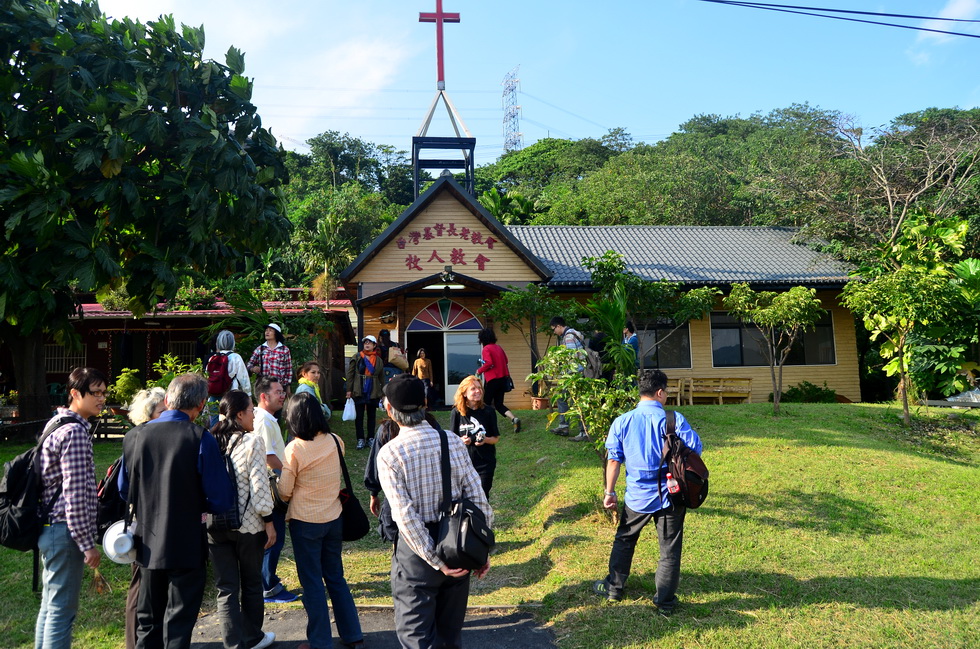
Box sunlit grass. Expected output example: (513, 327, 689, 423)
(3, 402, 979, 648)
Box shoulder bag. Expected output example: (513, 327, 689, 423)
(432, 428, 495, 570)
(208, 435, 250, 532)
(330, 434, 370, 542)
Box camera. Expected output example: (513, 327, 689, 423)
(458, 422, 486, 444)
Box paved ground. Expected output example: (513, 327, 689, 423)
(190, 606, 557, 649)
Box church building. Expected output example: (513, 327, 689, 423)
(338, 1, 861, 406)
(338, 176, 860, 405)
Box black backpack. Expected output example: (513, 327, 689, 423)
(661, 411, 709, 509)
(0, 415, 74, 552)
(96, 455, 126, 539)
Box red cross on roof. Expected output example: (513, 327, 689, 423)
(419, 0, 460, 88)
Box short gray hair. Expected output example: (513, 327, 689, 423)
(166, 373, 208, 411)
(389, 407, 426, 427)
(128, 387, 166, 425)
(215, 330, 236, 352)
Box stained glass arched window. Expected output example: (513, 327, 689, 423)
(408, 299, 482, 331)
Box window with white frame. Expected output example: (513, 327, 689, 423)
(45, 344, 87, 374)
(167, 341, 199, 365)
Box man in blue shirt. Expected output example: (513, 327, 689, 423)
(593, 369, 703, 613)
(623, 321, 639, 368)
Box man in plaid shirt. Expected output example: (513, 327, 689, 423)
(35, 367, 107, 649)
(377, 374, 492, 649)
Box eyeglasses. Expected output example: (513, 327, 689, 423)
(88, 391, 107, 399)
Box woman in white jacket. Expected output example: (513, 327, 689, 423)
(215, 329, 251, 395)
(207, 390, 277, 649)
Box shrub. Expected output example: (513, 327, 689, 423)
(770, 380, 837, 403)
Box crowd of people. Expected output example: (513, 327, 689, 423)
(30, 320, 702, 649)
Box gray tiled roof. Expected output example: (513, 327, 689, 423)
(507, 226, 853, 287)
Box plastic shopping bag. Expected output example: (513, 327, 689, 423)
(342, 397, 356, 421)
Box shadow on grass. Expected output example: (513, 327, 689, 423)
(685, 570, 980, 611)
(704, 489, 891, 535)
(538, 570, 980, 648)
(543, 504, 595, 529)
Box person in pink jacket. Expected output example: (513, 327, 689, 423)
(475, 328, 521, 433)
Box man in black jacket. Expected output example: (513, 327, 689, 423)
(122, 373, 235, 649)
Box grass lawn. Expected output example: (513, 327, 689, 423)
(2, 401, 979, 648)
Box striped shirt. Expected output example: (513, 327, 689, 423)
(279, 433, 344, 524)
(377, 421, 492, 571)
(247, 342, 293, 387)
(39, 408, 98, 552)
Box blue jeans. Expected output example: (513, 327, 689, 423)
(262, 507, 287, 596)
(556, 395, 571, 430)
(289, 518, 362, 649)
(35, 522, 84, 649)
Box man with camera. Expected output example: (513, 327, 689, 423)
(377, 374, 492, 649)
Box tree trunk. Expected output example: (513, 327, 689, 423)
(769, 338, 781, 415)
(10, 330, 52, 420)
(897, 338, 911, 426)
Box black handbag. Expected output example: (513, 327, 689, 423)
(209, 435, 249, 533)
(433, 428, 495, 570)
(330, 434, 370, 542)
(269, 473, 289, 514)
(504, 376, 515, 392)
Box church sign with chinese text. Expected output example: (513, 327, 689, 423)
(397, 221, 496, 272)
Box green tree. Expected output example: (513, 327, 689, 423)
(723, 283, 827, 415)
(291, 183, 398, 291)
(846, 215, 980, 407)
(481, 284, 577, 386)
(477, 188, 539, 225)
(583, 251, 717, 366)
(0, 1, 289, 418)
(842, 269, 957, 425)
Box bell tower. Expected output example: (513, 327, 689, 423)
(412, 0, 475, 197)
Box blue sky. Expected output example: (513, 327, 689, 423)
(97, 1, 980, 165)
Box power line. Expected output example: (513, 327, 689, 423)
(520, 91, 608, 131)
(697, 0, 980, 39)
(702, 1, 980, 23)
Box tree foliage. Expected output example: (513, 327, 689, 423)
(481, 284, 577, 375)
(0, 0, 290, 417)
(583, 251, 718, 365)
(723, 283, 826, 415)
(841, 214, 974, 424)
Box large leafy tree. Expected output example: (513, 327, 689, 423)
(0, 1, 290, 418)
(843, 215, 979, 421)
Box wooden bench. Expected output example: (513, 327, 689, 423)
(687, 377, 752, 405)
(665, 378, 684, 406)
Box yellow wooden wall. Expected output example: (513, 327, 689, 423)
(350, 194, 542, 285)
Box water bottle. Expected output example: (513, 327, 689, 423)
(666, 472, 680, 494)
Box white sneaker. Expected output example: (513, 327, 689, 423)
(251, 631, 275, 649)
